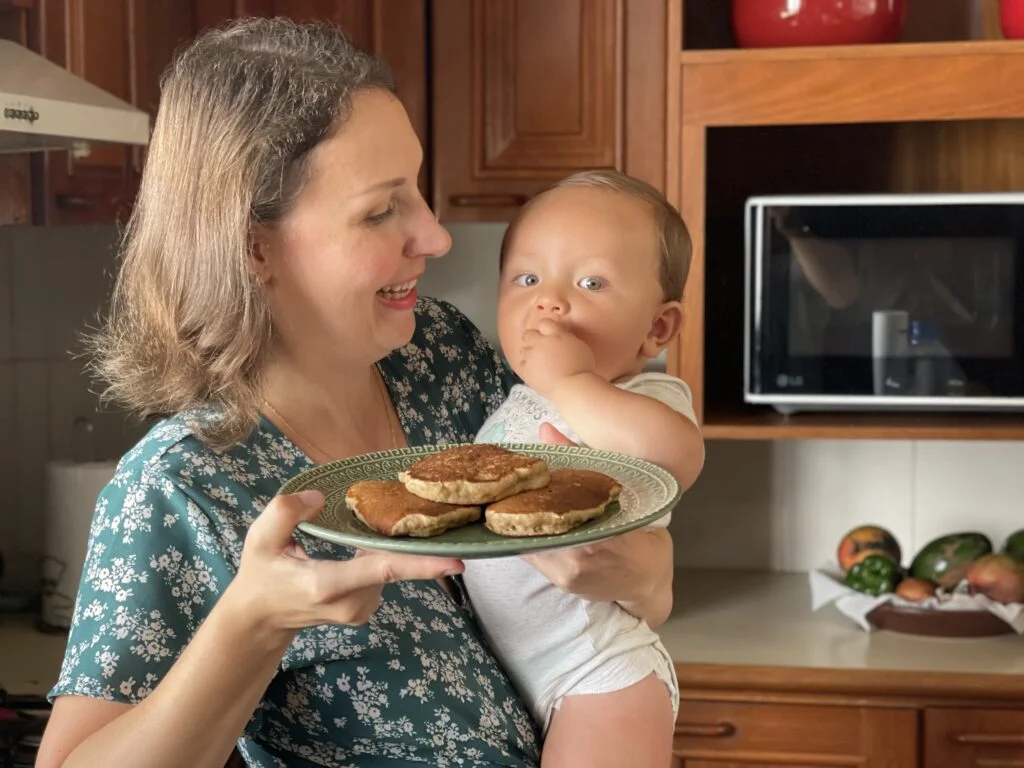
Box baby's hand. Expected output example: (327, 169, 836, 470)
(517, 319, 595, 396)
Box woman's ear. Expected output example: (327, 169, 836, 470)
(641, 300, 684, 358)
(248, 224, 274, 285)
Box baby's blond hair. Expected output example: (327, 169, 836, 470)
(500, 169, 692, 301)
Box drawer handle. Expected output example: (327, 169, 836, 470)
(953, 733, 1024, 746)
(449, 194, 528, 207)
(674, 722, 736, 739)
(55, 195, 95, 209)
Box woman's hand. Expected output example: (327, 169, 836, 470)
(522, 529, 674, 627)
(226, 490, 464, 644)
(529, 422, 675, 627)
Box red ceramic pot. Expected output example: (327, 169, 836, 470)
(1002, 0, 1024, 39)
(732, 0, 906, 48)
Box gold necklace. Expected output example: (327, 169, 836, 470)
(262, 367, 399, 462)
(375, 367, 401, 450)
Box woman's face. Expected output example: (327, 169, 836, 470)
(257, 89, 451, 365)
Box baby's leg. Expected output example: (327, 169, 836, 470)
(540, 673, 675, 768)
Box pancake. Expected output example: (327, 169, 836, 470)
(345, 480, 481, 538)
(398, 444, 549, 505)
(484, 468, 621, 537)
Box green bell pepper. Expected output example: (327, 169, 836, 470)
(843, 554, 900, 596)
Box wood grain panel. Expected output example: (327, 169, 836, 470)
(681, 42, 1024, 127)
(925, 708, 1024, 768)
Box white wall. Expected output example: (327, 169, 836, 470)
(0, 226, 147, 588)
(435, 223, 1024, 572)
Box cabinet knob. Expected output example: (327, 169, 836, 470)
(674, 722, 736, 739)
(448, 193, 529, 207)
(953, 733, 1024, 746)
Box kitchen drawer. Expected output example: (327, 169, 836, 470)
(673, 699, 918, 766)
(924, 707, 1024, 768)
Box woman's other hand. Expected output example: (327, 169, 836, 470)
(522, 528, 673, 625)
(528, 423, 675, 627)
(538, 421, 576, 446)
(227, 490, 463, 642)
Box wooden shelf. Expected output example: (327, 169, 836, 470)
(701, 408, 1024, 441)
(680, 40, 1024, 127)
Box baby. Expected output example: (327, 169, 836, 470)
(466, 169, 705, 767)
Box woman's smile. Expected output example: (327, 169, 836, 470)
(377, 278, 419, 309)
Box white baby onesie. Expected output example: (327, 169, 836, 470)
(464, 372, 699, 731)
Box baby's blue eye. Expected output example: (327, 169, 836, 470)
(514, 273, 539, 287)
(578, 276, 604, 291)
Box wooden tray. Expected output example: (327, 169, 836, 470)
(867, 603, 1014, 637)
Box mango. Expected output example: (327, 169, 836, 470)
(966, 554, 1024, 605)
(910, 532, 992, 589)
(895, 577, 935, 602)
(837, 525, 901, 573)
(1004, 529, 1024, 563)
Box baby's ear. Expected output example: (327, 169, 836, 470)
(641, 300, 684, 358)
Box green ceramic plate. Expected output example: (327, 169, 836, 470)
(281, 443, 681, 559)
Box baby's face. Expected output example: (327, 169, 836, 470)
(497, 186, 670, 383)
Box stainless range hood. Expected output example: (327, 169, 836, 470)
(0, 39, 149, 155)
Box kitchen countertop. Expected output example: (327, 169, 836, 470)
(0, 614, 67, 697)
(2, 569, 1022, 700)
(658, 569, 1024, 700)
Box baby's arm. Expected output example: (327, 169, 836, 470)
(547, 372, 704, 491)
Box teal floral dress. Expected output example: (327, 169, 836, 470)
(49, 298, 541, 768)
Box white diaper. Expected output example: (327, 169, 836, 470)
(534, 632, 679, 733)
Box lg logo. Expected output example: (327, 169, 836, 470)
(4, 106, 40, 123)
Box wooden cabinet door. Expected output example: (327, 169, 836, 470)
(35, 0, 134, 224)
(925, 708, 1024, 767)
(33, 0, 194, 224)
(0, 0, 33, 224)
(431, 0, 668, 221)
(198, 0, 428, 195)
(672, 699, 918, 767)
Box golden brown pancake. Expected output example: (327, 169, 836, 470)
(484, 468, 621, 536)
(345, 480, 481, 538)
(398, 444, 549, 505)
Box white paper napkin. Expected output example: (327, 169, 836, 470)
(809, 562, 1024, 634)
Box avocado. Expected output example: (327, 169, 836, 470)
(910, 532, 993, 588)
(1005, 529, 1024, 563)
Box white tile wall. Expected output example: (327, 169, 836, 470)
(0, 251, 11, 362)
(0, 363, 15, 568)
(12, 361, 48, 581)
(0, 226, 144, 588)
(913, 441, 1024, 552)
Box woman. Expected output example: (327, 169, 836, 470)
(36, 18, 676, 768)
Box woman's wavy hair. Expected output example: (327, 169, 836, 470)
(88, 17, 394, 449)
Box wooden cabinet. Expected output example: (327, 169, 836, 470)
(31, 0, 194, 225)
(431, 0, 671, 221)
(195, 0, 429, 196)
(3, 0, 672, 225)
(0, 0, 194, 225)
(924, 708, 1024, 767)
(3, 0, 427, 223)
(668, 0, 1024, 440)
(672, 699, 918, 767)
(0, 0, 33, 224)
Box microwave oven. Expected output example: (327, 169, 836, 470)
(744, 193, 1024, 414)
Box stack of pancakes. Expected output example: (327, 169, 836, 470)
(345, 444, 621, 539)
